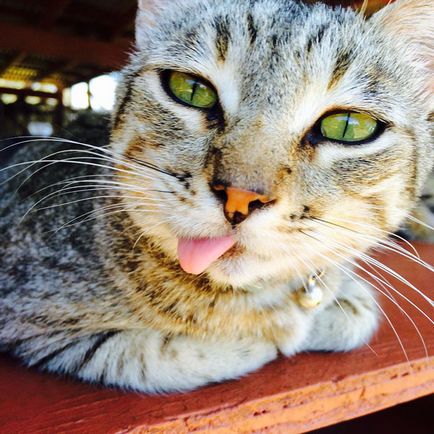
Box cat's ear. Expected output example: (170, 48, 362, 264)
(135, 0, 172, 49)
(370, 0, 433, 94)
(371, 0, 433, 43)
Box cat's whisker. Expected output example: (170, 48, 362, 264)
(300, 230, 412, 363)
(1, 136, 179, 179)
(29, 175, 173, 199)
(339, 254, 429, 360)
(350, 248, 433, 312)
(284, 248, 362, 346)
(355, 259, 399, 309)
(309, 231, 433, 325)
(310, 217, 434, 274)
(374, 239, 431, 270)
(132, 219, 172, 250)
(19, 183, 173, 223)
(358, 254, 434, 321)
(49, 150, 173, 181)
(0, 135, 48, 144)
(37, 183, 174, 201)
(297, 252, 353, 321)
(47, 186, 173, 200)
(54, 180, 175, 196)
(351, 259, 429, 359)
(321, 238, 430, 353)
(55, 137, 179, 178)
(34, 195, 171, 212)
(23, 157, 159, 188)
(311, 216, 422, 261)
(300, 243, 379, 356)
(30, 174, 125, 195)
(0, 137, 79, 154)
(52, 202, 163, 233)
(1, 156, 123, 189)
(1, 144, 177, 192)
(406, 214, 434, 232)
(46, 151, 165, 181)
(133, 229, 148, 250)
(315, 215, 423, 260)
(56, 202, 149, 226)
(306, 221, 400, 303)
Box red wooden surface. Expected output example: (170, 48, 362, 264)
(0, 242, 433, 434)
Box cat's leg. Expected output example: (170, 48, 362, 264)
(17, 330, 277, 393)
(300, 276, 380, 352)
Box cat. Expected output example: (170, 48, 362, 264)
(0, 0, 432, 393)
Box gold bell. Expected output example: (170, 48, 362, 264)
(297, 272, 324, 309)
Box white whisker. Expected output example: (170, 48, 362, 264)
(310, 231, 433, 324)
(301, 231, 412, 363)
(311, 217, 433, 274)
(406, 214, 434, 232)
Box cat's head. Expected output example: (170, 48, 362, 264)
(110, 0, 433, 288)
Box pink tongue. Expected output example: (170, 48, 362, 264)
(177, 236, 235, 275)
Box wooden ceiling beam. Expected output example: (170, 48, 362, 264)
(33, 59, 78, 85)
(38, 0, 72, 28)
(0, 21, 131, 71)
(0, 51, 27, 76)
(109, 5, 137, 41)
(35, 61, 106, 88)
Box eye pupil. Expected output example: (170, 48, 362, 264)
(320, 112, 379, 143)
(166, 71, 217, 109)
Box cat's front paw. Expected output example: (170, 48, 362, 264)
(301, 277, 380, 352)
(76, 330, 278, 393)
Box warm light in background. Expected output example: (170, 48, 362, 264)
(0, 74, 119, 111)
(0, 78, 25, 89)
(70, 81, 90, 110)
(31, 82, 58, 93)
(70, 73, 119, 111)
(0, 94, 17, 104)
(90, 73, 119, 111)
(24, 96, 41, 105)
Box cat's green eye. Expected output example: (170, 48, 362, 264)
(320, 112, 379, 143)
(167, 71, 218, 109)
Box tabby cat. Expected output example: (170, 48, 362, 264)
(0, 0, 432, 393)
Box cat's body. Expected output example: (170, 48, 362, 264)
(0, 0, 432, 393)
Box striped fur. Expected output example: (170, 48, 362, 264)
(0, 0, 432, 393)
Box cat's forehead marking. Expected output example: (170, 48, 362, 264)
(246, 12, 258, 46)
(327, 49, 352, 91)
(214, 15, 231, 63)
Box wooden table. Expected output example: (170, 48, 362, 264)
(0, 243, 432, 433)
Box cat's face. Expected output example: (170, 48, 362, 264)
(111, 0, 433, 287)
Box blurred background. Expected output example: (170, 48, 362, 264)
(0, 0, 136, 141)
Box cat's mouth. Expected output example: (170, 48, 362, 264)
(177, 236, 237, 274)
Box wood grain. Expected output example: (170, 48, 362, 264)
(0, 20, 130, 70)
(0, 242, 432, 433)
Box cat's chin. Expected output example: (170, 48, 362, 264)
(204, 251, 293, 288)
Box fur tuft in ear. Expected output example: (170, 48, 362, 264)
(371, 0, 433, 99)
